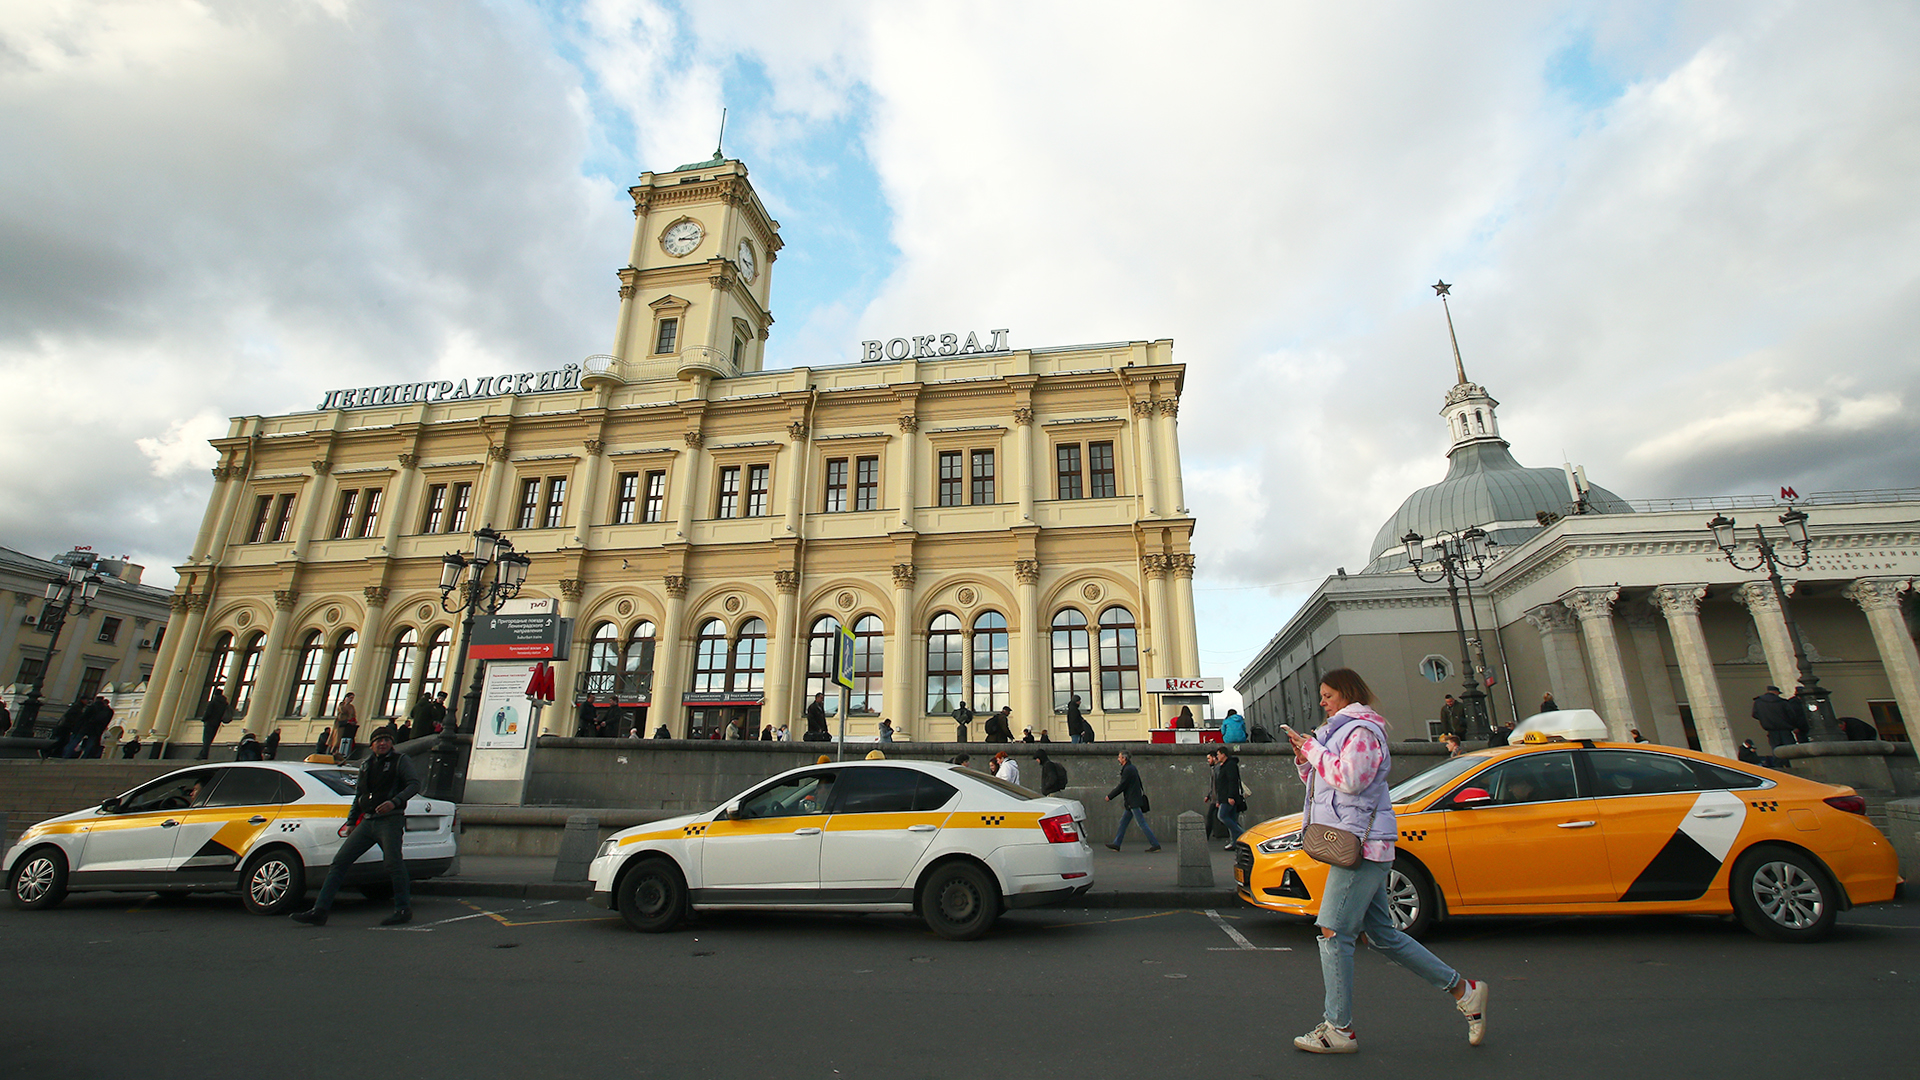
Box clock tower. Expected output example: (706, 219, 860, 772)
(590, 152, 782, 388)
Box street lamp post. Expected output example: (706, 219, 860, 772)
(1706, 509, 1839, 743)
(430, 526, 531, 799)
(12, 555, 106, 741)
(1402, 527, 1498, 739)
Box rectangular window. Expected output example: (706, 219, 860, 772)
(14, 655, 44, 686)
(970, 449, 994, 505)
(654, 317, 679, 354)
(938, 451, 963, 507)
(855, 455, 880, 511)
(517, 478, 541, 530)
(333, 490, 359, 539)
(643, 471, 666, 523)
(716, 466, 740, 518)
(356, 488, 382, 538)
(97, 616, 122, 644)
(1056, 444, 1083, 500)
(448, 482, 472, 533)
(824, 458, 848, 513)
(77, 666, 106, 702)
(421, 484, 448, 533)
(614, 472, 639, 524)
(732, 335, 745, 367)
(542, 477, 567, 529)
(1089, 441, 1116, 499)
(746, 465, 770, 517)
(270, 494, 296, 543)
(247, 495, 274, 544)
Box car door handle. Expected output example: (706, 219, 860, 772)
(1556, 820, 1597, 829)
(793, 827, 822, 836)
(1692, 809, 1734, 818)
(248, 816, 268, 825)
(908, 824, 937, 833)
(160, 819, 180, 828)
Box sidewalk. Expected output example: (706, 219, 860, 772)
(415, 838, 1246, 909)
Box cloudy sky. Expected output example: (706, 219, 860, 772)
(3, 0, 1916, 694)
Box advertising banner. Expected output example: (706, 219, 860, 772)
(473, 661, 539, 752)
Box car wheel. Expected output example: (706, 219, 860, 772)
(1731, 845, 1836, 942)
(617, 858, 687, 933)
(1387, 859, 1436, 939)
(240, 848, 306, 916)
(9, 847, 68, 911)
(920, 861, 1001, 941)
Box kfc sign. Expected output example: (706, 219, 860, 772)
(1144, 677, 1224, 693)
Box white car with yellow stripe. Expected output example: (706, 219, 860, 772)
(588, 759, 1094, 939)
(4, 761, 458, 915)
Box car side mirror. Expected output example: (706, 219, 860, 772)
(99, 796, 121, 813)
(725, 804, 745, 820)
(1452, 787, 1492, 808)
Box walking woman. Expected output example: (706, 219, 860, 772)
(1286, 668, 1488, 1054)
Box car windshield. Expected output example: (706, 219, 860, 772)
(309, 769, 357, 796)
(954, 767, 1039, 801)
(1389, 756, 1486, 804)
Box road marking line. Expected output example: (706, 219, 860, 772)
(1205, 908, 1290, 951)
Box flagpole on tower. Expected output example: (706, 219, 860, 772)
(1433, 280, 1469, 385)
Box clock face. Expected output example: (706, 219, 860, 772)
(736, 239, 757, 282)
(661, 220, 704, 257)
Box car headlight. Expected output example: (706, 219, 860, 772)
(596, 838, 620, 859)
(1258, 831, 1303, 855)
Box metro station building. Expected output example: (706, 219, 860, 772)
(135, 155, 1200, 750)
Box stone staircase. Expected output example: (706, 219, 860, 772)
(0, 759, 177, 849)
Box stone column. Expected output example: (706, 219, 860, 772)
(153, 594, 212, 746)
(767, 571, 800, 730)
(895, 414, 918, 528)
(1561, 587, 1637, 740)
(1522, 602, 1593, 711)
(1015, 560, 1044, 730)
(674, 433, 702, 536)
(574, 440, 607, 540)
(1142, 556, 1171, 682)
(653, 575, 689, 735)
(476, 445, 514, 533)
(1843, 577, 1920, 746)
(549, 578, 585, 737)
(1013, 408, 1035, 521)
(202, 463, 251, 563)
(243, 589, 302, 738)
(1170, 553, 1200, 678)
(1649, 585, 1735, 758)
(346, 586, 389, 715)
(1622, 610, 1684, 747)
(1131, 399, 1160, 516)
(781, 422, 807, 533)
(190, 463, 242, 561)
(383, 454, 421, 552)
(136, 593, 193, 736)
(1732, 581, 1803, 693)
(290, 460, 333, 562)
(890, 563, 917, 729)
(1156, 396, 1187, 515)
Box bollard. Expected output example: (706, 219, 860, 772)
(1176, 810, 1214, 887)
(552, 814, 601, 882)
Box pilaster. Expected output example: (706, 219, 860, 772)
(1732, 581, 1803, 693)
(1522, 602, 1593, 712)
(1843, 577, 1920, 745)
(1649, 584, 1735, 758)
(1560, 586, 1636, 740)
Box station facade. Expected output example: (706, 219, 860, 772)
(134, 155, 1200, 749)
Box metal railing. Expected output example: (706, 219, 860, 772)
(1623, 488, 1920, 513)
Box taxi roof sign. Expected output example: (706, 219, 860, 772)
(1512, 708, 1610, 743)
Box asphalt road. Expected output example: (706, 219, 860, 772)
(2, 892, 1915, 1080)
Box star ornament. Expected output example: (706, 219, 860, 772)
(1432, 280, 1451, 297)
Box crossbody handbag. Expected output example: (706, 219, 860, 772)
(1301, 770, 1380, 869)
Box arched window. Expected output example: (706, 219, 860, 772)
(849, 615, 884, 716)
(288, 630, 326, 716)
(586, 621, 620, 696)
(970, 611, 1009, 713)
(418, 627, 451, 703)
(322, 630, 358, 715)
(624, 620, 656, 699)
(806, 615, 841, 711)
(1050, 609, 1091, 713)
(232, 631, 265, 717)
(381, 628, 419, 717)
(692, 619, 728, 694)
(1098, 606, 1140, 712)
(926, 612, 962, 715)
(730, 618, 767, 694)
(199, 631, 234, 714)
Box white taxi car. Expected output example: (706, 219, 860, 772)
(4, 760, 459, 915)
(588, 759, 1094, 939)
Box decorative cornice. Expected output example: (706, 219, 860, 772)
(684, 431, 704, 449)
(363, 586, 390, 606)
(664, 575, 688, 598)
(891, 563, 917, 588)
(1843, 576, 1913, 613)
(1012, 407, 1034, 426)
(273, 589, 300, 611)
(1014, 559, 1041, 586)
(1649, 583, 1708, 619)
(1523, 602, 1577, 634)
(559, 577, 586, 600)
(897, 414, 919, 434)
(774, 569, 800, 594)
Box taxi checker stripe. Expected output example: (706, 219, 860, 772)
(1619, 790, 1748, 903)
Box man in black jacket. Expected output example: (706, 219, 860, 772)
(1035, 750, 1068, 796)
(292, 727, 421, 927)
(1104, 751, 1159, 852)
(1752, 686, 1802, 755)
(1206, 748, 1247, 848)
(1066, 694, 1094, 743)
(984, 707, 1013, 743)
(196, 688, 230, 759)
(804, 693, 831, 741)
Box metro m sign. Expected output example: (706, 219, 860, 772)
(1144, 677, 1224, 694)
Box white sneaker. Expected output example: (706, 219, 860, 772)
(1293, 1022, 1359, 1054)
(1456, 979, 1489, 1046)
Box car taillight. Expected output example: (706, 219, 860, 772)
(1823, 794, 1867, 815)
(1039, 813, 1080, 844)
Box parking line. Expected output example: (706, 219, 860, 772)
(1205, 908, 1290, 951)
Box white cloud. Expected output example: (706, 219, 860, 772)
(135, 412, 227, 478)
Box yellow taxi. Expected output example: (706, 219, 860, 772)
(1234, 711, 1902, 942)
